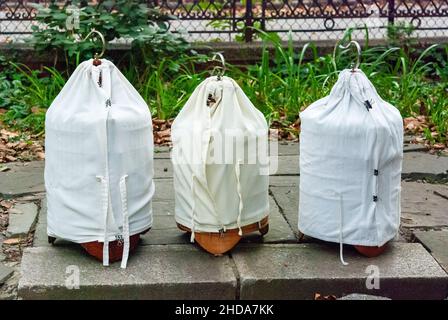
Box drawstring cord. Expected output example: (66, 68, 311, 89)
(235, 160, 243, 236)
(190, 175, 197, 242)
(119, 175, 130, 269)
(338, 193, 349, 266)
(96, 175, 110, 266)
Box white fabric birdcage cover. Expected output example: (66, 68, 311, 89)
(45, 59, 154, 268)
(171, 76, 269, 240)
(299, 69, 403, 248)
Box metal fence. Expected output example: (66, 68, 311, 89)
(1, 1, 448, 42)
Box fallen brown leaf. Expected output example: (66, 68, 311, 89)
(3, 238, 21, 245)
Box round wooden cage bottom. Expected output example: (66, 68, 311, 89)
(177, 216, 269, 255)
(298, 231, 388, 258)
(353, 244, 388, 257)
(48, 228, 150, 263)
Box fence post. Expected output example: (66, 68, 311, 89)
(388, 0, 395, 26)
(244, 0, 253, 42)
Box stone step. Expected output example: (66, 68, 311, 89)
(18, 242, 448, 300)
(18, 245, 237, 300)
(232, 243, 448, 300)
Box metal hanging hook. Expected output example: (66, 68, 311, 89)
(211, 52, 226, 80)
(83, 29, 106, 66)
(333, 40, 361, 72)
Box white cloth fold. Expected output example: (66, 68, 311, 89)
(172, 76, 269, 234)
(45, 59, 155, 268)
(299, 69, 403, 249)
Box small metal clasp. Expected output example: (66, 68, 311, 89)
(115, 235, 124, 246)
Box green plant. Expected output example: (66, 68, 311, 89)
(29, 0, 190, 72)
(2, 27, 447, 144)
(387, 21, 417, 48)
(1, 63, 66, 133)
(125, 55, 208, 119)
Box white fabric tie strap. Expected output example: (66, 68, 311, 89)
(234, 160, 244, 236)
(119, 175, 130, 269)
(190, 175, 197, 243)
(96, 175, 110, 266)
(338, 193, 349, 266)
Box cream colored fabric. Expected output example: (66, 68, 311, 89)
(171, 76, 269, 239)
(45, 59, 154, 267)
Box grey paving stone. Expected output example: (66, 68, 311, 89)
(270, 185, 299, 237)
(152, 199, 175, 216)
(154, 146, 171, 158)
(6, 202, 39, 238)
(414, 230, 448, 273)
(144, 196, 296, 245)
(403, 143, 429, 153)
(140, 213, 189, 245)
(0, 263, 14, 286)
(403, 152, 448, 178)
(232, 243, 448, 300)
(0, 161, 44, 198)
(276, 143, 299, 156)
(269, 176, 299, 187)
(271, 155, 299, 176)
(18, 245, 237, 300)
(401, 182, 448, 228)
(154, 158, 173, 179)
(32, 198, 49, 247)
(153, 179, 175, 201)
(241, 196, 296, 244)
(0, 160, 173, 197)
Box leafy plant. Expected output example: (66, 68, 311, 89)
(29, 0, 191, 72)
(1, 63, 66, 133)
(125, 54, 208, 119)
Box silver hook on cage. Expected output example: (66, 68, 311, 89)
(83, 29, 106, 66)
(333, 40, 361, 72)
(211, 52, 226, 80)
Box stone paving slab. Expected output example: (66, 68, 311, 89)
(153, 179, 175, 201)
(269, 176, 299, 187)
(0, 160, 173, 197)
(402, 152, 448, 178)
(32, 198, 49, 247)
(0, 263, 14, 286)
(276, 143, 299, 156)
(401, 182, 448, 228)
(414, 230, 448, 273)
(271, 180, 448, 234)
(18, 245, 237, 300)
(1, 148, 447, 198)
(232, 243, 448, 300)
(35, 194, 295, 247)
(270, 186, 299, 237)
(131, 195, 296, 245)
(271, 155, 299, 176)
(141, 213, 189, 245)
(154, 159, 173, 179)
(6, 202, 38, 238)
(241, 196, 296, 244)
(154, 146, 171, 158)
(0, 162, 44, 198)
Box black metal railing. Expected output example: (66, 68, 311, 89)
(1, 1, 448, 42)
